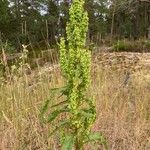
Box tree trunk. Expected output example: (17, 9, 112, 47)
(111, 0, 116, 41)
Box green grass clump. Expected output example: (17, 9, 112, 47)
(113, 40, 132, 52)
(113, 39, 150, 52)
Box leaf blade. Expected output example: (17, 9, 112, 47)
(39, 98, 51, 123)
(47, 107, 69, 123)
(61, 135, 74, 150)
(84, 132, 108, 150)
(50, 100, 68, 108)
(49, 120, 71, 137)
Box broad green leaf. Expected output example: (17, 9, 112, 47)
(84, 132, 108, 150)
(49, 120, 71, 137)
(50, 100, 68, 108)
(58, 87, 69, 97)
(39, 86, 67, 122)
(61, 89, 69, 96)
(50, 86, 69, 98)
(50, 86, 68, 97)
(47, 107, 70, 123)
(50, 86, 67, 92)
(39, 98, 51, 123)
(61, 135, 74, 150)
(80, 108, 95, 118)
(39, 90, 56, 122)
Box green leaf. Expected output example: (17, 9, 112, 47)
(39, 98, 51, 123)
(50, 86, 69, 98)
(49, 120, 71, 137)
(50, 86, 67, 93)
(84, 132, 108, 150)
(47, 107, 70, 123)
(39, 86, 67, 122)
(50, 100, 68, 108)
(61, 88, 69, 96)
(61, 135, 74, 150)
(39, 89, 57, 122)
(80, 108, 95, 118)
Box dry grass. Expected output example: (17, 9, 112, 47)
(0, 53, 150, 150)
(90, 65, 150, 150)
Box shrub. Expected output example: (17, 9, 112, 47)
(143, 40, 150, 51)
(113, 40, 133, 52)
(112, 39, 150, 52)
(0, 41, 15, 54)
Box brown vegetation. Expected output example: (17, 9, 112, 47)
(0, 52, 150, 150)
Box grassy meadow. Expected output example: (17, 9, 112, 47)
(0, 50, 150, 150)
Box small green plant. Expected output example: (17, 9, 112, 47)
(11, 44, 30, 76)
(113, 39, 150, 52)
(143, 40, 150, 49)
(113, 40, 132, 52)
(0, 41, 15, 54)
(40, 0, 107, 149)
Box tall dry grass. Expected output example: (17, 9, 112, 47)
(0, 52, 150, 150)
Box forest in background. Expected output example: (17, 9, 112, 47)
(0, 0, 150, 52)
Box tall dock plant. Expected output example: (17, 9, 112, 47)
(40, 0, 107, 149)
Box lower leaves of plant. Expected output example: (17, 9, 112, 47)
(40, 0, 107, 149)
